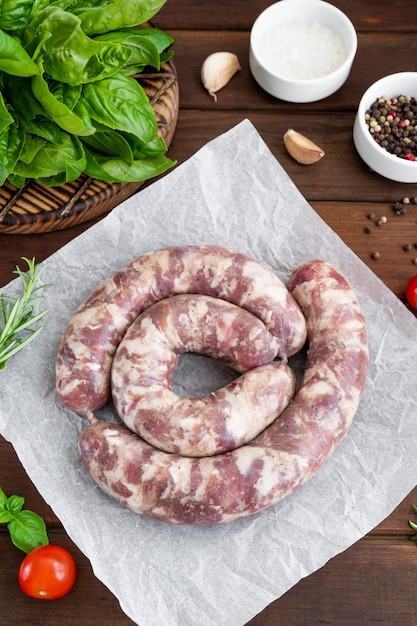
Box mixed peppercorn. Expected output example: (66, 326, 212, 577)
(365, 95, 417, 161)
(365, 197, 417, 264)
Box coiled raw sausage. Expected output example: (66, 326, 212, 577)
(56, 245, 307, 415)
(111, 294, 296, 457)
(78, 260, 369, 525)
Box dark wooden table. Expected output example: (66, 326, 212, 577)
(1, 1, 417, 624)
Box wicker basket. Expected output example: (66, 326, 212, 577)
(0, 59, 179, 234)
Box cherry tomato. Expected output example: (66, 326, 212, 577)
(18, 545, 76, 600)
(406, 274, 417, 311)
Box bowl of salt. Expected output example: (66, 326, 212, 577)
(249, 0, 357, 103)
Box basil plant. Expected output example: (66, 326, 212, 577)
(0, 0, 176, 187)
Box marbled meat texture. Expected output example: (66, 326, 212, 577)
(78, 260, 369, 525)
(111, 294, 296, 457)
(56, 245, 307, 414)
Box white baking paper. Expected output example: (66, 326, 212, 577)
(1, 119, 416, 626)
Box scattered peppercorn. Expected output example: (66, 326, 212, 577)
(404, 243, 413, 251)
(413, 257, 417, 265)
(365, 95, 417, 161)
(394, 201, 408, 215)
(365, 226, 374, 233)
(402, 197, 411, 204)
(376, 216, 387, 226)
(371, 251, 381, 260)
(367, 212, 376, 219)
(412, 197, 417, 204)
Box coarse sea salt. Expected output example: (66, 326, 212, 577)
(258, 20, 347, 80)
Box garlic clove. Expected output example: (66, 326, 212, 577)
(201, 52, 241, 102)
(283, 129, 325, 165)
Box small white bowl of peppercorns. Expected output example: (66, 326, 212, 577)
(353, 72, 417, 183)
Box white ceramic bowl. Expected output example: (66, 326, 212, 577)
(353, 72, 417, 183)
(249, 0, 357, 103)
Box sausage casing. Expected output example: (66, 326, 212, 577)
(56, 246, 307, 415)
(79, 260, 369, 525)
(111, 294, 295, 456)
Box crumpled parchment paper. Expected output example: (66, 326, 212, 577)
(1, 119, 416, 626)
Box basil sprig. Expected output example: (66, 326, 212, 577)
(0, 0, 176, 187)
(0, 486, 49, 553)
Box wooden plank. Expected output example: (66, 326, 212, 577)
(0, 438, 58, 524)
(2, 108, 417, 295)
(168, 30, 417, 112)
(0, 531, 136, 626)
(1, 2, 416, 624)
(311, 201, 417, 299)
(156, 0, 417, 33)
(1, 521, 416, 625)
(248, 540, 417, 625)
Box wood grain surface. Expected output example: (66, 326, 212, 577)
(1, 1, 417, 624)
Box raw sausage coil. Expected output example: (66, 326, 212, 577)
(56, 245, 307, 415)
(78, 260, 369, 525)
(111, 294, 296, 457)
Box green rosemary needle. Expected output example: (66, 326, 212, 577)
(0, 258, 49, 372)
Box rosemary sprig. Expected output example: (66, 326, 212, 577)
(409, 504, 417, 541)
(0, 258, 49, 373)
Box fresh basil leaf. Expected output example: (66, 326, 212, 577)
(17, 114, 65, 145)
(58, 0, 107, 10)
(73, 0, 168, 36)
(0, 510, 13, 523)
(17, 132, 47, 164)
(95, 27, 174, 56)
(32, 70, 95, 135)
(0, 28, 39, 77)
(0, 0, 33, 31)
(38, 139, 86, 185)
(82, 122, 168, 161)
(8, 510, 49, 553)
(81, 128, 134, 165)
(94, 30, 161, 72)
(14, 131, 86, 185)
(0, 3, 175, 186)
(84, 147, 175, 183)
(43, 76, 81, 111)
(132, 27, 175, 56)
(108, 132, 168, 160)
(7, 172, 25, 187)
(128, 134, 168, 159)
(4, 75, 64, 143)
(24, 7, 131, 85)
(7, 494, 25, 514)
(0, 123, 25, 185)
(40, 0, 75, 8)
(0, 487, 49, 553)
(0, 487, 13, 522)
(4, 75, 43, 118)
(0, 91, 13, 134)
(30, 0, 52, 11)
(80, 72, 157, 142)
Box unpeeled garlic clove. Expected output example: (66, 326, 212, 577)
(201, 52, 241, 102)
(283, 129, 325, 165)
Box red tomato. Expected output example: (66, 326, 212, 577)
(18, 545, 76, 600)
(406, 275, 417, 311)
